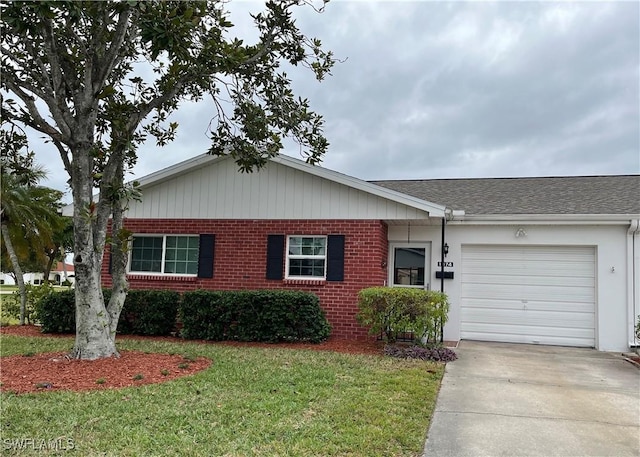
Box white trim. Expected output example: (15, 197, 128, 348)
(285, 235, 327, 280)
(388, 242, 432, 290)
(271, 155, 446, 217)
(128, 234, 199, 277)
(628, 219, 640, 348)
(450, 214, 640, 225)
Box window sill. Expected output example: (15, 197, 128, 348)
(283, 278, 326, 286)
(127, 274, 198, 282)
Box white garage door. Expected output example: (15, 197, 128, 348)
(461, 245, 596, 347)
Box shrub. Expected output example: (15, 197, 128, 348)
(5, 283, 55, 324)
(37, 289, 179, 336)
(117, 290, 179, 336)
(36, 289, 75, 333)
(384, 344, 457, 362)
(357, 287, 449, 344)
(180, 290, 331, 343)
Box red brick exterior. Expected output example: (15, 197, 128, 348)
(102, 219, 389, 339)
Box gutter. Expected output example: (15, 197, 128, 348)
(628, 219, 640, 349)
(452, 213, 639, 225)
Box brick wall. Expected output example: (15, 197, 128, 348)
(102, 219, 389, 339)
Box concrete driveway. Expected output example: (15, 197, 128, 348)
(423, 341, 640, 457)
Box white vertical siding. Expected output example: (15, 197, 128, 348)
(126, 157, 430, 220)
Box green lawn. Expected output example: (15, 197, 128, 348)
(0, 335, 443, 456)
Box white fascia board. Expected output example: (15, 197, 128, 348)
(135, 153, 224, 188)
(449, 213, 640, 225)
(272, 155, 447, 218)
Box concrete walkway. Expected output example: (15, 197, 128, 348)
(423, 341, 640, 457)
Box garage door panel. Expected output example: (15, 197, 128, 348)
(462, 297, 596, 313)
(460, 330, 594, 347)
(464, 274, 593, 288)
(462, 283, 594, 303)
(460, 245, 596, 347)
(462, 322, 594, 340)
(462, 308, 594, 329)
(463, 247, 595, 261)
(462, 261, 595, 278)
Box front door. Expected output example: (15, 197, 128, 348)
(389, 243, 431, 290)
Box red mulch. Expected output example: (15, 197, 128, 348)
(0, 325, 384, 395)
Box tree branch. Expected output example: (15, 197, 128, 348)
(3, 78, 67, 143)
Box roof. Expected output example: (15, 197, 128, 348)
(52, 262, 74, 273)
(371, 175, 640, 215)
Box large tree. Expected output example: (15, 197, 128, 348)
(1, 1, 334, 359)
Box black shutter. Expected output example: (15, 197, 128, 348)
(326, 235, 345, 281)
(266, 234, 285, 280)
(108, 251, 112, 274)
(197, 234, 215, 278)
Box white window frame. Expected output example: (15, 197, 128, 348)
(128, 234, 199, 276)
(285, 235, 327, 280)
(388, 242, 431, 290)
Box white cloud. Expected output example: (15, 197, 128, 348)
(33, 0, 640, 196)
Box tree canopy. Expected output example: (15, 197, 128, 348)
(1, 0, 335, 359)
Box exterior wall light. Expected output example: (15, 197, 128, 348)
(443, 243, 449, 257)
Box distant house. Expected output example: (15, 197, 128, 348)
(49, 262, 75, 285)
(66, 153, 639, 352)
(0, 262, 74, 286)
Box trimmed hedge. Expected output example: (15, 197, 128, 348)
(357, 287, 449, 344)
(180, 290, 331, 343)
(117, 290, 180, 336)
(35, 289, 179, 336)
(36, 289, 76, 334)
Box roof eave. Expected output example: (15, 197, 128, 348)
(271, 155, 447, 218)
(451, 213, 640, 225)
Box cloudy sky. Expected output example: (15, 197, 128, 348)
(35, 0, 639, 197)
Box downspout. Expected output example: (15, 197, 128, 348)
(628, 219, 640, 349)
(440, 215, 446, 343)
(440, 217, 446, 293)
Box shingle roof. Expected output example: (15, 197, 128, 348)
(370, 175, 640, 215)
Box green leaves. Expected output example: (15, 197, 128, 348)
(357, 287, 450, 344)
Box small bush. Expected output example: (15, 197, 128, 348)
(5, 283, 55, 324)
(36, 289, 76, 333)
(37, 289, 179, 336)
(117, 290, 179, 336)
(180, 290, 331, 343)
(357, 287, 449, 344)
(384, 345, 457, 362)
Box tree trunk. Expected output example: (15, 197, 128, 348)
(61, 252, 68, 283)
(0, 222, 27, 325)
(43, 249, 57, 285)
(106, 160, 129, 336)
(70, 142, 119, 360)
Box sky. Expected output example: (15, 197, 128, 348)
(33, 0, 640, 199)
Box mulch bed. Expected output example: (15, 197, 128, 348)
(0, 325, 384, 395)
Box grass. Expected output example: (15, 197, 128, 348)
(0, 335, 444, 456)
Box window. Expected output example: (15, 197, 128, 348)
(286, 236, 326, 278)
(392, 247, 427, 287)
(130, 235, 199, 275)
